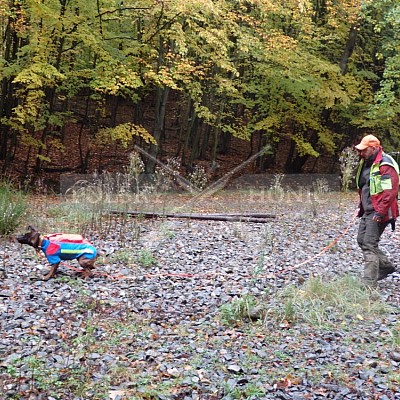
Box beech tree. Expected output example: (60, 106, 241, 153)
(359, 0, 400, 146)
(1, 0, 399, 177)
(0, 0, 151, 172)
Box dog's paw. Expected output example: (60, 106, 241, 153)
(42, 272, 55, 281)
(81, 270, 94, 279)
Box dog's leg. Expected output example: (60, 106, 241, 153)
(78, 257, 96, 279)
(43, 263, 60, 280)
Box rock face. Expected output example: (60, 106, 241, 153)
(1, 194, 400, 399)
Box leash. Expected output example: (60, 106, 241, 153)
(60, 263, 126, 280)
(62, 213, 357, 281)
(284, 212, 357, 270)
(142, 213, 358, 280)
(36, 211, 358, 281)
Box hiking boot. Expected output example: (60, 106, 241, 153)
(378, 266, 396, 281)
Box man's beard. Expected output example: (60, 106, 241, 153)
(364, 149, 378, 165)
(364, 155, 374, 166)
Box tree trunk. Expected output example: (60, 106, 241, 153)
(339, 25, 357, 75)
(35, 1, 68, 173)
(110, 96, 120, 127)
(34, 88, 58, 173)
(146, 86, 170, 172)
(256, 133, 276, 171)
(199, 123, 211, 160)
(181, 104, 196, 167)
(211, 124, 219, 167)
(0, 8, 20, 165)
(110, 209, 276, 223)
(144, 33, 171, 173)
(218, 131, 231, 155)
(78, 95, 92, 173)
(285, 131, 318, 173)
(188, 118, 202, 167)
(285, 150, 309, 173)
(175, 96, 190, 158)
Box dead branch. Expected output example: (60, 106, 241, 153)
(109, 210, 276, 223)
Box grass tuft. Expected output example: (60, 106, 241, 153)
(0, 181, 27, 235)
(219, 275, 394, 329)
(268, 274, 393, 327)
(219, 294, 258, 325)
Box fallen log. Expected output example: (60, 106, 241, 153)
(109, 210, 276, 223)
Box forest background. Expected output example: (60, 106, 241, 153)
(1, 0, 400, 190)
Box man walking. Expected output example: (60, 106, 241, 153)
(355, 134, 399, 289)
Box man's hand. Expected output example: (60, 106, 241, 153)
(372, 213, 383, 223)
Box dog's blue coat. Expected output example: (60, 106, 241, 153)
(41, 239, 97, 264)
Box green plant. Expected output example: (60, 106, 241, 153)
(187, 165, 208, 190)
(339, 146, 359, 192)
(73, 292, 102, 313)
(137, 249, 157, 267)
(159, 221, 176, 239)
(72, 319, 98, 347)
(6, 364, 18, 377)
(125, 151, 145, 195)
(105, 320, 139, 347)
(222, 381, 265, 399)
(0, 181, 27, 235)
(387, 323, 400, 348)
(56, 275, 84, 287)
(219, 294, 258, 325)
(269, 173, 285, 193)
(10, 354, 99, 398)
(154, 156, 182, 192)
(106, 368, 186, 399)
(24, 355, 63, 392)
(45, 201, 101, 233)
(312, 178, 329, 193)
(268, 274, 393, 327)
(109, 248, 137, 264)
(386, 371, 400, 387)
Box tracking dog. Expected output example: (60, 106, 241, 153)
(17, 226, 97, 280)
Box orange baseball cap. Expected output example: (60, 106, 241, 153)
(355, 134, 381, 150)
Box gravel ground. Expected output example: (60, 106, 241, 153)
(1, 192, 400, 399)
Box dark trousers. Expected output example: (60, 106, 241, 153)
(357, 214, 393, 287)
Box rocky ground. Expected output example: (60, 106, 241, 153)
(1, 191, 400, 399)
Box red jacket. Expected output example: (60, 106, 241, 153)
(356, 148, 399, 222)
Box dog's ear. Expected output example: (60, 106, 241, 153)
(27, 225, 38, 232)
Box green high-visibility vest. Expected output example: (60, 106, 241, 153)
(356, 152, 400, 195)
